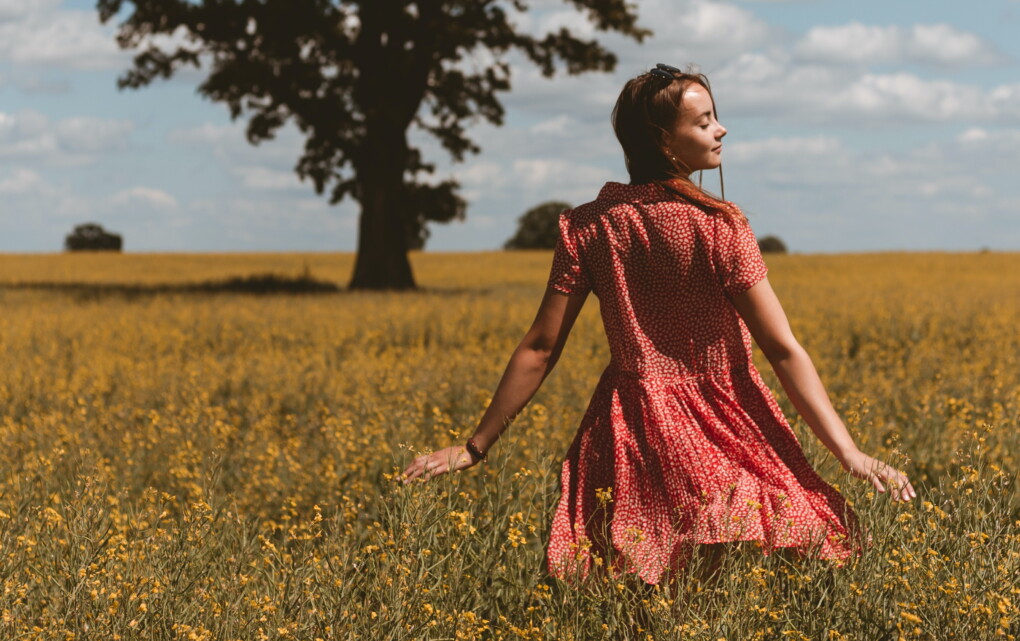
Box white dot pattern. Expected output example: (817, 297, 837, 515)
(545, 181, 872, 586)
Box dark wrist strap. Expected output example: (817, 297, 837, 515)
(465, 437, 487, 462)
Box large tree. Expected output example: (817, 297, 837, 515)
(98, 0, 648, 290)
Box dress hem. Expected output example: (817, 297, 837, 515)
(548, 531, 863, 587)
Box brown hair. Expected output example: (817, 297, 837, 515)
(611, 66, 744, 223)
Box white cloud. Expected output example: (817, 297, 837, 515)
(795, 22, 900, 64)
(168, 120, 311, 170)
(721, 130, 1020, 251)
(795, 22, 1002, 66)
(452, 154, 612, 197)
(0, 8, 126, 70)
(714, 52, 1020, 125)
(955, 126, 1020, 147)
(501, 0, 777, 113)
(110, 187, 179, 210)
(0, 110, 134, 163)
(610, 0, 777, 69)
(0, 2, 193, 73)
(232, 166, 306, 190)
(990, 83, 1020, 114)
(713, 51, 851, 118)
(727, 136, 841, 162)
(957, 127, 990, 143)
(511, 158, 604, 189)
(832, 74, 987, 121)
(824, 76, 1020, 125)
(55, 117, 135, 153)
(0, 168, 47, 195)
(907, 24, 1002, 66)
(456, 160, 505, 184)
(536, 9, 598, 39)
(7, 74, 72, 95)
(187, 196, 358, 248)
(675, 1, 774, 49)
(529, 115, 575, 136)
(0, 0, 61, 23)
(737, 129, 1020, 192)
(167, 123, 243, 147)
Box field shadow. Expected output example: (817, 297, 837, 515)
(1, 273, 341, 299)
(1, 275, 493, 299)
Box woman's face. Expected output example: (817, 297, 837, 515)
(666, 84, 726, 175)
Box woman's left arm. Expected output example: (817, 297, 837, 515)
(401, 286, 589, 484)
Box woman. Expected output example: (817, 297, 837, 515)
(402, 63, 914, 587)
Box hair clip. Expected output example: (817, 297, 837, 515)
(649, 68, 674, 80)
(655, 63, 682, 74)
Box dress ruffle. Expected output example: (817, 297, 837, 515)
(546, 363, 872, 586)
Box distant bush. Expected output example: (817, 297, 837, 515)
(504, 201, 572, 249)
(757, 235, 788, 254)
(65, 223, 123, 252)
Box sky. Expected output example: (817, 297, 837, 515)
(1, 0, 1019, 253)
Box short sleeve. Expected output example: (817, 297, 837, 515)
(714, 214, 768, 295)
(547, 210, 592, 296)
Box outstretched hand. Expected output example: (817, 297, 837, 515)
(402, 445, 478, 484)
(838, 449, 916, 502)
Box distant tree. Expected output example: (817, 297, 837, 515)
(758, 235, 788, 254)
(504, 201, 572, 249)
(65, 223, 123, 251)
(97, 0, 649, 290)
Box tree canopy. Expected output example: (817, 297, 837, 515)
(65, 223, 123, 252)
(504, 200, 573, 250)
(757, 235, 788, 254)
(97, 0, 649, 289)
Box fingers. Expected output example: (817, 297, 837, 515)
(891, 470, 915, 502)
(401, 455, 436, 484)
(871, 475, 887, 495)
(401, 449, 464, 485)
(892, 476, 916, 502)
(401, 461, 420, 484)
(856, 455, 916, 502)
(403, 460, 435, 484)
(875, 467, 916, 502)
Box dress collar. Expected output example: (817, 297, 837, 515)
(595, 181, 670, 204)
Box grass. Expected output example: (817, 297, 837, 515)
(0, 250, 1016, 640)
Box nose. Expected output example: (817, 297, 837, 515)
(717, 124, 727, 139)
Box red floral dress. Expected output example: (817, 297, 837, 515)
(544, 181, 870, 586)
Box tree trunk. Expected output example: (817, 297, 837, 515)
(348, 181, 416, 290)
(347, 3, 425, 291)
(348, 138, 417, 291)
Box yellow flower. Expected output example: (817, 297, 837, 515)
(900, 611, 922, 624)
(507, 527, 526, 548)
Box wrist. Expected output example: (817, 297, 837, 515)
(465, 437, 488, 463)
(835, 446, 862, 464)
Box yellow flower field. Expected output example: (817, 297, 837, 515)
(0, 250, 1017, 640)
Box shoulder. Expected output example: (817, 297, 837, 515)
(568, 181, 672, 222)
(570, 193, 708, 222)
(557, 198, 609, 234)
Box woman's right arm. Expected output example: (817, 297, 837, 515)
(730, 276, 916, 502)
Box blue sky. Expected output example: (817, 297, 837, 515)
(1, 0, 1019, 252)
